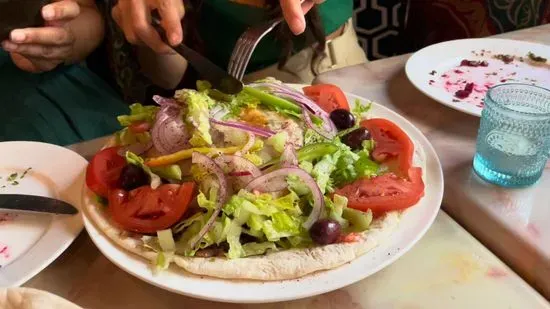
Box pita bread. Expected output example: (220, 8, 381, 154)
(82, 135, 426, 281)
(0, 288, 81, 309)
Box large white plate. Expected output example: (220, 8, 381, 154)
(406, 38, 550, 117)
(82, 91, 444, 303)
(0, 142, 86, 287)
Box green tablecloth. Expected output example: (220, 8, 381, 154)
(0, 50, 128, 146)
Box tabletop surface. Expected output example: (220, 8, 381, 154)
(14, 24, 546, 308)
(315, 23, 550, 299)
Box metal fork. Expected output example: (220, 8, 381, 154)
(227, 0, 308, 80)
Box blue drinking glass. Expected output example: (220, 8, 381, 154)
(473, 84, 550, 187)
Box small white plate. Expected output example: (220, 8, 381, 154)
(82, 90, 444, 303)
(0, 142, 86, 287)
(406, 38, 550, 117)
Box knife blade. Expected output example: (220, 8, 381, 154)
(150, 11, 243, 95)
(0, 194, 78, 215)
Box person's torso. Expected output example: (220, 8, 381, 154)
(198, 0, 352, 72)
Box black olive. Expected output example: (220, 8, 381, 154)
(309, 219, 342, 245)
(329, 109, 356, 130)
(341, 127, 372, 150)
(120, 164, 149, 191)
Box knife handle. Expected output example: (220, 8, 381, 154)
(150, 10, 169, 43)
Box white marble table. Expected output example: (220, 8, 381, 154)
(24, 208, 550, 308)
(315, 24, 550, 299)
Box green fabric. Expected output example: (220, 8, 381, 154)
(0, 50, 129, 146)
(199, 0, 352, 72)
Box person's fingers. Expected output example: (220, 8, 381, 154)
(280, 0, 305, 35)
(9, 27, 74, 46)
(130, 0, 171, 53)
(2, 41, 71, 60)
(112, 4, 138, 44)
(301, 1, 315, 14)
(9, 52, 59, 73)
(157, 0, 184, 45)
(41, 0, 80, 22)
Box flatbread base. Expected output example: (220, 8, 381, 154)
(0, 288, 81, 309)
(83, 136, 425, 281)
(83, 192, 400, 281)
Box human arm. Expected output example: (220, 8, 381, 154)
(1, 0, 105, 72)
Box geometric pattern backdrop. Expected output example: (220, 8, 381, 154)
(352, 0, 409, 60)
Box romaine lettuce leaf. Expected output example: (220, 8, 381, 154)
(117, 103, 159, 127)
(176, 89, 214, 146)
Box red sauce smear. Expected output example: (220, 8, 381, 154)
(486, 267, 507, 278)
(460, 60, 489, 67)
(454, 83, 475, 99)
(0, 243, 10, 259)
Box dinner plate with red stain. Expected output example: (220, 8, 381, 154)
(406, 38, 550, 117)
(0, 142, 86, 287)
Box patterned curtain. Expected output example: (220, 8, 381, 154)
(353, 0, 550, 60)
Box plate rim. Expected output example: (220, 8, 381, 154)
(81, 89, 444, 303)
(0, 141, 86, 287)
(405, 38, 550, 117)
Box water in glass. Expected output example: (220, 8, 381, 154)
(473, 84, 550, 187)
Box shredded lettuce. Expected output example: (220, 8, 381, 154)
(351, 99, 372, 121)
(304, 128, 328, 144)
(266, 131, 288, 153)
(154, 251, 174, 272)
(242, 242, 277, 256)
(311, 154, 339, 194)
(115, 128, 151, 146)
(157, 229, 176, 252)
(151, 164, 182, 181)
(343, 208, 373, 232)
(175, 89, 214, 146)
(117, 103, 159, 127)
(125, 151, 162, 189)
(325, 194, 349, 228)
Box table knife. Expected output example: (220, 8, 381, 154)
(0, 194, 78, 215)
(150, 11, 243, 95)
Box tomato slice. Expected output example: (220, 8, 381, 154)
(128, 121, 151, 134)
(361, 118, 414, 175)
(108, 183, 195, 234)
(335, 167, 425, 215)
(303, 84, 349, 113)
(86, 147, 126, 197)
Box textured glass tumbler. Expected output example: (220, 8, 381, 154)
(473, 84, 550, 187)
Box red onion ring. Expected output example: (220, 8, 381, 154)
(301, 107, 334, 140)
(210, 118, 275, 138)
(280, 144, 298, 167)
(188, 152, 228, 249)
(215, 155, 262, 189)
(245, 167, 323, 229)
(240, 133, 255, 154)
(153, 95, 179, 107)
(248, 82, 337, 136)
(151, 104, 189, 155)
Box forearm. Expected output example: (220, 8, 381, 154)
(66, 0, 104, 63)
(137, 46, 188, 89)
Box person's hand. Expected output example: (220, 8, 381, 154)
(1, 0, 81, 73)
(280, 0, 325, 35)
(112, 0, 185, 54)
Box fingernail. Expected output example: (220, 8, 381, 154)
(42, 7, 55, 20)
(2, 41, 17, 51)
(291, 17, 305, 35)
(10, 30, 25, 43)
(169, 33, 180, 45)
